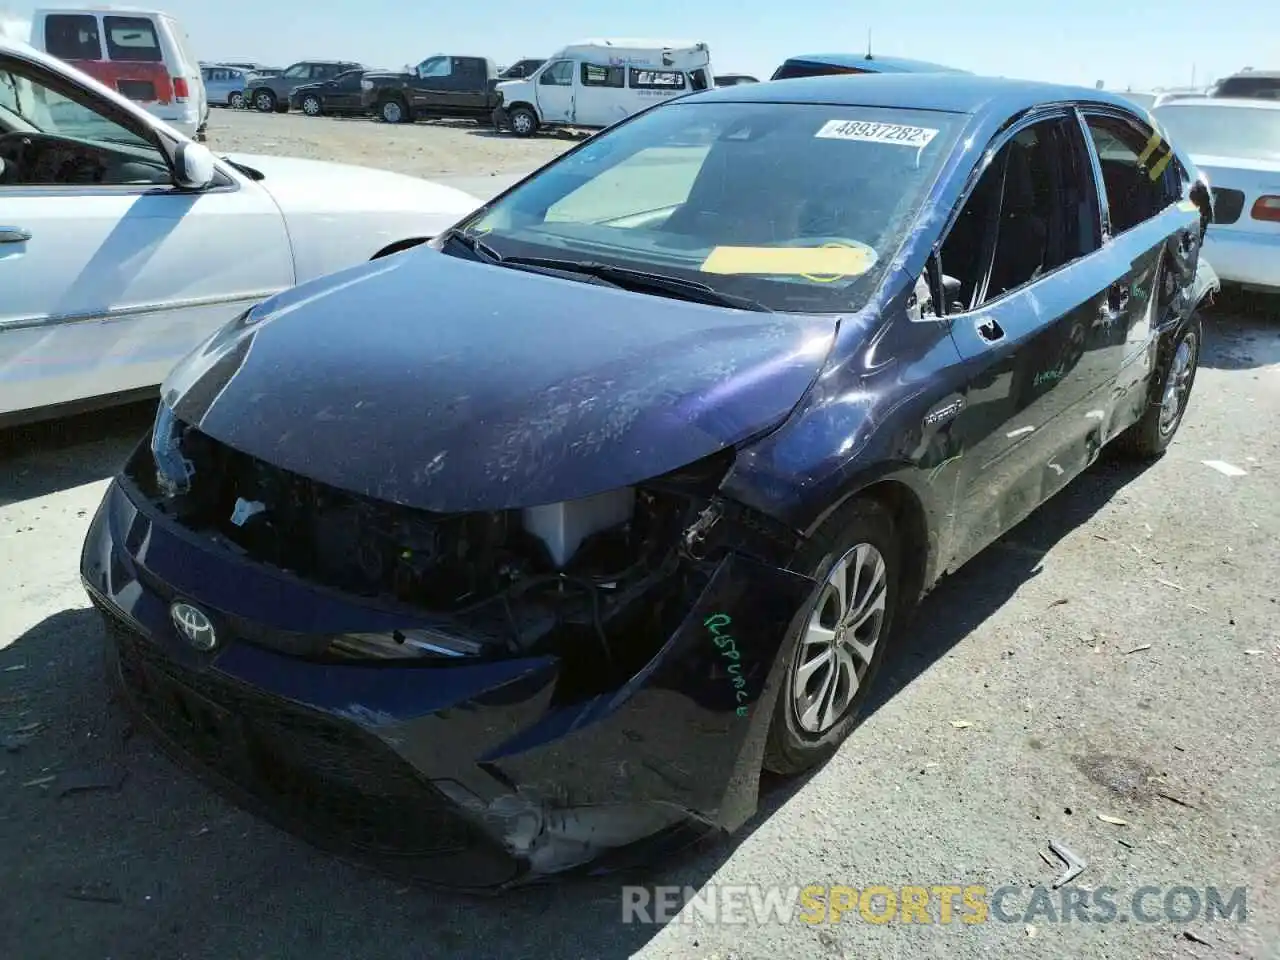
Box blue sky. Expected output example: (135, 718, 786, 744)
(1, 0, 1273, 90)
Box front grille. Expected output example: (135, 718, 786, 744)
(1212, 187, 1245, 225)
(132, 424, 514, 614)
(98, 602, 473, 857)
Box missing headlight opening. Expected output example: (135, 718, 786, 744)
(126, 420, 792, 700)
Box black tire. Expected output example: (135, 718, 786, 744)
(229, 91, 245, 109)
(379, 97, 410, 124)
(507, 105, 538, 137)
(252, 89, 276, 113)
(1116, 311, 1202, 459)
(300, 94, 323, 117)
(763, 498, 903, 776)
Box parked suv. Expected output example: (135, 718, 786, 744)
(1208, 69, 1280, 100)
(245, 59, 363, 112)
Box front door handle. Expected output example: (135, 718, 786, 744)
(0, 226, 31, 244)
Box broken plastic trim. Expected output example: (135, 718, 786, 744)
(329, 628, 487, 659)
(151, 402, 194, 497)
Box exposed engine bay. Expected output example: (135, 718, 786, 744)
(127, 410, 797, 699)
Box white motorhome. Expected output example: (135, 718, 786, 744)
(495, 39, 712, 136)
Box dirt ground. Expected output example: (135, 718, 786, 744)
(203, 106, 574, 177)
(2, 111, 1279, 960)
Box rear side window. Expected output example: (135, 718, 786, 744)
(1082, 115, 1179, 235)
(629, 68, 685, 90)
(103, 16, 162, 63)
(44, 14, 101, 60)
(581, 63, 624, 88)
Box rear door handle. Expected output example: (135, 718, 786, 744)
(0, 226, 31, 243)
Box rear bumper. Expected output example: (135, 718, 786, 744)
(1202, 227, 1280, 290)
(81, 477, 812, 889)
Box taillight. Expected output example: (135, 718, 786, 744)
(1251, 195, 1280, 223)
(173, 76, 189, 102)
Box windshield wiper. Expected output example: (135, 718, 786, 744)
(497, 256, 774, 312)
(439, 228, 502, 263)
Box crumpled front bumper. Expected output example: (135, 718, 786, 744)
(80, 478, 814, 890)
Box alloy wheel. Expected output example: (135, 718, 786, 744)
(303, 96, 321, 116)
(382, 100, 403, 123)
(792, 542, 888, 735)
(229, 92, 244, 109)
(1159, 333, 1197, 435)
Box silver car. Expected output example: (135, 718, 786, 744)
(201, 64, 253, 109)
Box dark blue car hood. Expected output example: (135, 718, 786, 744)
(162, 250, 838, 512)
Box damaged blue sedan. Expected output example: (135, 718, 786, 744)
(81, 75, 1217, 889)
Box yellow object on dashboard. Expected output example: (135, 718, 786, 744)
(700, 243, 876, 280)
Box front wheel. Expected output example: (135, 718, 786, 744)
(253, 89, 276, 113)
(301, 94, 323, 117)
(507, 105, 538, 137)
(1117, 313, 1201, 459)
(764, 499, 902, 776)
(229, 91, 245, 109)
(380, 97, 409, 124)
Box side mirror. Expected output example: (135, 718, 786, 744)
(173, 140, 216, 190)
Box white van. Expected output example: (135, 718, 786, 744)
(30, 6, 207, 138)
(495, 39, 712, 136)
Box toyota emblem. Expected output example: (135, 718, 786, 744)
(170, 601, 217, 651)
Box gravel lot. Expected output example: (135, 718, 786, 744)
(205, 106, 574, 178)
(2, 112, 1279, 960)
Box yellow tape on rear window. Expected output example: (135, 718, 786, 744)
(700, 244, 875, 279)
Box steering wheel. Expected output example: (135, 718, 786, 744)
(0, 132, 32, 183)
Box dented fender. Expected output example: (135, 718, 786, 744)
(479, 552, 815, 834)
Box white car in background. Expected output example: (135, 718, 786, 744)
(1153, 97, 1280, 292)
(0, 36, 481, 426)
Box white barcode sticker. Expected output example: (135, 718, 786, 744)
(815, 119, 939, 147)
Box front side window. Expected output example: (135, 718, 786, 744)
(1083, 114, 1175, 235)
(1154, 103, 1280, 163)
(460, 101, 963, 313)
(630, 69, 685, 90)
(44, 14, 101, 61)
(282, 63, 311, 79)
(540, 60, 573, 86)
(103, 17, 162, 63)
(417, 56, 451, 79)
(0, 59, 168, 186)
(581, 63, 624, 88)
(940, 118, 1101, 311)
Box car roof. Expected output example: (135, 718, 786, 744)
(778, 53, 969, 75)
(689, 72, 1144, 116)
(1155, 96, 1280, 112)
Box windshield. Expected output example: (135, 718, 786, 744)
(457, 100, 962, 313)
(1155, 103, 1280, 162)
(0, 69, 151, 146)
